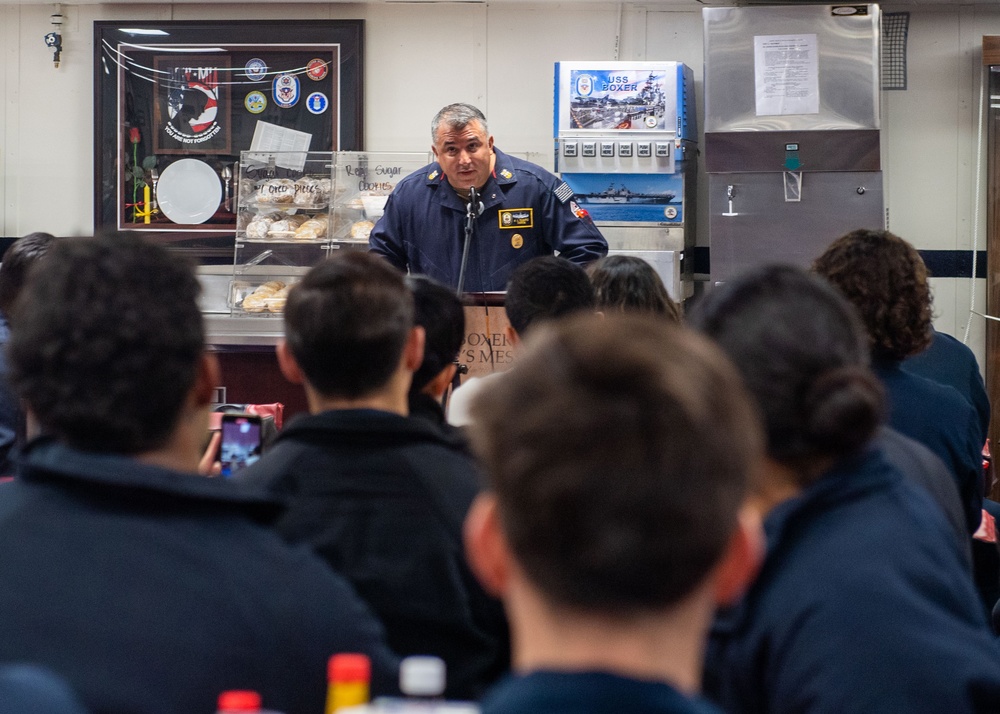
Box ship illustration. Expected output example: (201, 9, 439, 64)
(570, 72, 667, 130)
(575, 182, 674, 205)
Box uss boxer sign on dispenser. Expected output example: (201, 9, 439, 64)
(554, 61, 697, 301)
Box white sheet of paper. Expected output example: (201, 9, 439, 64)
(754, 34, 819, 116)
(247, 121, 313, 172)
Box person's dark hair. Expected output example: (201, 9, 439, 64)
(812, 229, 932, 361)
(0, 232, 58, 316)
(406, 275, 465, 394)
(285, 252, 413, 399)
(687, 265, 883, 483)
(588, 255, 681, 322)
(468, 314, 763, 613)
(431, 103, 488, 142)
(7, 232, 204, 453)
(504, 256, 595, 336)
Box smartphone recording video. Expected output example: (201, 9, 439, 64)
(219, 414, 263, 477)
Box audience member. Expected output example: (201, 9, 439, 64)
(0, 231, 57, 474)
(905, 325, 990, 441)
(464, 313, 764, 714)
(690, 265, 1000, 714)
(814, 229, 984, 533)
(405, 274, 467, 439)
(235, 252, 508, 699)
(447, 255, 595, 426)
(588, 254, 681, 321)
(0, 233, 398, 714)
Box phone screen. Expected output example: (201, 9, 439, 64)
(219, 415, 263, 477)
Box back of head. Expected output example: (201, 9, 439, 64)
(687, 265, 883, 481)
(588, 254, 681, 322)
(285, 252, 413, 399)
(431, 103, 488, 140)
(468, 314, 763, 613)
(406, 275, 465, 394)
(0, 232, 58, 317)
(504, 256, 595, 336)
(812, 229, 932, 361)
(7, 232, 204, 453)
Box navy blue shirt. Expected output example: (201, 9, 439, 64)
(705, 446, 1000, 714)
(236, 408, 509, 700)
(369, 148, 608, 291)
(0, 665, 88, 714)
(0, 438, 399, 714)
(482, 671, 722, 714)
(904, 329, 990, 439)
(875, 359, 984, 532)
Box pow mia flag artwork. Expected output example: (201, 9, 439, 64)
(153, 56, 231, 154)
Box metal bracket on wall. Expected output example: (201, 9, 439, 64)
(722, 185, 738, 217)
(784, 172, 802, 202)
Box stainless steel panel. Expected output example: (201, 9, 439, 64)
(704, 130, 880, 173)
(708, 172, 883, 284)
(606, 249, 683, 302)
(204, 315, 283, 347)
(597, 222, 686, 252)
(703, 5, 880, 132)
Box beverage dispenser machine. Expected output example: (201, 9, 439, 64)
(554, 61, 696, 301)
(703, 4, 883, 284)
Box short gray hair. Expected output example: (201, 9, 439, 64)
(431, 103, 488, 143)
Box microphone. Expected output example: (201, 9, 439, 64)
(467, 186, 484, 217)
(457, 186, 481, 296)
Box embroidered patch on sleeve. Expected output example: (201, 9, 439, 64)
(554, 182, 574, 204)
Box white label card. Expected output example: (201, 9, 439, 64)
(246, 121, 313, 172)
(753, 34, 820, 116)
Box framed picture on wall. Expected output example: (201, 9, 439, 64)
(94, 20, 364, 259)
(152, 55, 232, 155)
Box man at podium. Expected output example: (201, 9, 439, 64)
(369, 103, 607, 292)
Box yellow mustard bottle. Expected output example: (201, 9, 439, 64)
(326, 653, 371, 713)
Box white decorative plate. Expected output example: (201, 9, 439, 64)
(157, 159, 222, 225)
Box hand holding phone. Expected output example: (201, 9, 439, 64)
(218, 413, 264, 477)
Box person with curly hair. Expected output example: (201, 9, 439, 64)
(813, 229, 984, 534)
(587, 255, 682, 322)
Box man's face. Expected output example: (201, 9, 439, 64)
(432, 120, 494, 193)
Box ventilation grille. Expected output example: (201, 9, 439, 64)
(882, 12, 909, 90)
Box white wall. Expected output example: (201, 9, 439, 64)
(0, 1, 998, 360)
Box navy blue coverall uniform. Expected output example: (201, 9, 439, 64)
(369, 148, 608, 292)
(704, 445, 1000, 714)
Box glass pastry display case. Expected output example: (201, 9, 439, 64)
(230, 151, 333, 317)
(228, 150, 429, 317)
(330, 151, 431, 243)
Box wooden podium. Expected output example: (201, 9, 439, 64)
(460, 292, 513, 379)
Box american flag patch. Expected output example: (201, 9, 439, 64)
(554, 182, 574, 204)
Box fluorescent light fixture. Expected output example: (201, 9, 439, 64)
(119, 29, 170, 36)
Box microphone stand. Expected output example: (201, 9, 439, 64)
(455, 186, 478, 297)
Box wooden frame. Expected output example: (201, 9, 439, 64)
(984, 37, 1000, 494)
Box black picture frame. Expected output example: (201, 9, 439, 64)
(94, 20, 364, 260)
